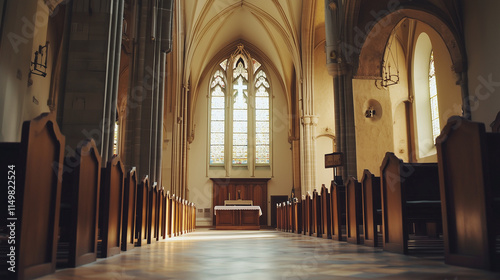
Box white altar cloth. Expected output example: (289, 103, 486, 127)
(214, 206, 262, 216)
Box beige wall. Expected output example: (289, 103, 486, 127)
(187, 67, 293, 226)
(0, 0, 52, 141)
(353, 79, 394, 177)
(464, 0, 500, 127)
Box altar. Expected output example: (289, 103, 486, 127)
(214, 206, 262, 230)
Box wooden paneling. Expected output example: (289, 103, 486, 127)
(212, 178, 269, 226)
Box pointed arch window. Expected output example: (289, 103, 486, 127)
(428, 51, 440, 143)
(208, 45, 271, 167)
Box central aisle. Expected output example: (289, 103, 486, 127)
(41, 229, 499, 279)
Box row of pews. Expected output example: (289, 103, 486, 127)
(277, 115, 500, 271)
(0, 113, 196, 280)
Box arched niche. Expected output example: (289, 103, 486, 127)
(354, 9, 465, 79)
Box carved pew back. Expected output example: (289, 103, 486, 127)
(346, 177, 363, 244)
(122, 167, 137, 251)
(99, 155, 125, 257)
(437, 116, 500, 270)
(330, 180, 346, 241)
(0, 113, 65, 279)
(320, 184, 332, 239)
(59, 139, 101, 267)
(135, 176, 149, 246)
(361, 169, 382, 247)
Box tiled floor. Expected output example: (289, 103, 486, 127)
(40, 229, 500, 279)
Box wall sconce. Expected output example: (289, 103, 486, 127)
(30, 41, 49, 77)
(365, 106, 376, 118)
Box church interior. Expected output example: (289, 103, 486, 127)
(1, 0, 500, 279)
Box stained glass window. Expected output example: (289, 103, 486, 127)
(209, 45, 271, 167)
(428, 51, 440, 143)
(210, 69, 226, 164)
(255, 70, 270, 164)
(232, 62, 248, 165)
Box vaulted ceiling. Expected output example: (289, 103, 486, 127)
(180, 0, 324, 96)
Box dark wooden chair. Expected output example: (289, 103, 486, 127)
(437, 116, 500, 270)
(58, 139, 101, 268)
(361, 169, 382, 247)
(121, 167, 137, 251)
(99, 155, 125, 258)
(276, 203, 281, 230)
(0, 113, 64, 279)
(287, 201, 293, 232)
(346, 177, 363, 244)
(330, 180, 346, 241)
(312, 189, 322, 237)
(135, 176, 149, 246)
(320, 184, 332, 239)
(380, 152, 441, 254)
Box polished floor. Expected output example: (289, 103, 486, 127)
(40, 229, 500, 280)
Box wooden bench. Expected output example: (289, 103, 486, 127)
(158, 187, 166, 240)
(0, 113, 65, 279)
(58, 139, 101, 267)
(167, 193, 173, 238)
(380, 152, 441, 254)
(135, 176, 149, 246)
(312, 189, 322, 237)
(320, 185, 332, 239)
(122, 167, 137, 251)
(292, 199, 302, 234)
(99, 155, 125, 258)
(330, 180, 346, 241)
(147, 182, 158, 243)
(437, 116, 500, 270)
(303, 193, 312, 236)
(361, 169, 382, 247)
(346, 177, 363, 244)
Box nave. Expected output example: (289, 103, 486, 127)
(40, 228, 500, 280)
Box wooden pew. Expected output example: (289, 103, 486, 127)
(361, 169, 382, 247)
(287, 201, 292, 232)
(167, 193, 173, 237)
(292, 199, 302, 234)
(0, 113, 64, 279)
(58, 139, 101, 268)
(380, 152, 441, 254)
(312, 189, 322, 237)
(135, 176, 149, 246)
(303, 193, 312, 236)
(320, 185, 332, 239)
(122, 167, 137, 251)
(437, 116, 500, 270)
(147, 182, 158, 244)
(330, 180, 346, 241)
(99, 155, 125, 258)
(346, 177, 363, 244)
(158, 187, 166, 240)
